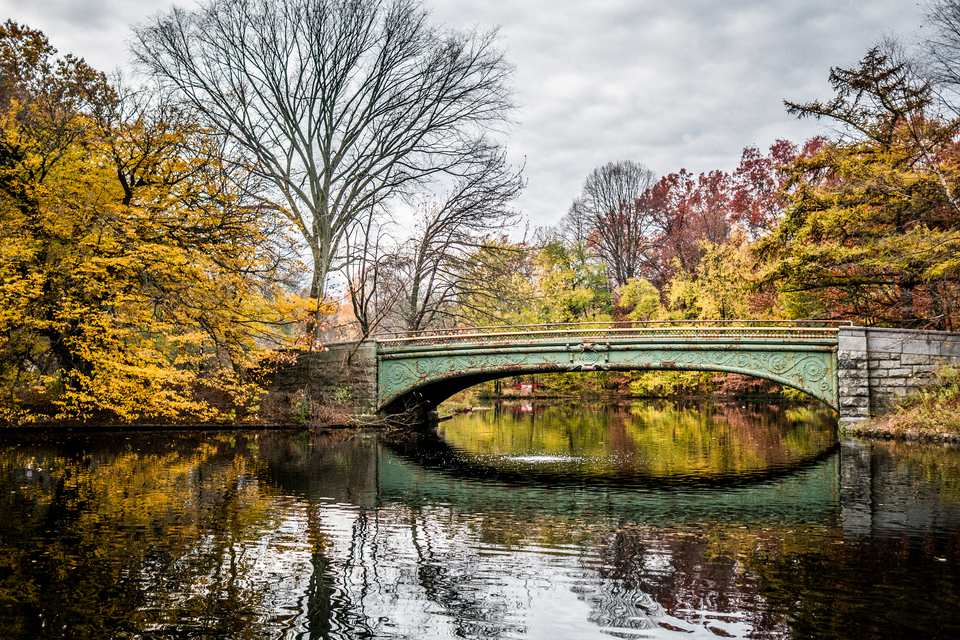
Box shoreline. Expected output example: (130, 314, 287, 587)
(0, 422, 349, 437)
(841, 419, 960, 444)
(842, 426, 960, 444)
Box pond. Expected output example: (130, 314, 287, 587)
(1, 400, 959, 639)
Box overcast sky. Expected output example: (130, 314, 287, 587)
(1, 0, 929, 227)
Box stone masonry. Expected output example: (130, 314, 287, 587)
(267, 342, 378, 417)
(837, 327, 960, 425)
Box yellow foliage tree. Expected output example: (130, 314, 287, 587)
(764, 45, 960, 329)
(0, 22, 323, 425)
(667, 234, 773, 320)
(615, 277, 663, 321)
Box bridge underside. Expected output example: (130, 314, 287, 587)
(377, 337, 839, 413)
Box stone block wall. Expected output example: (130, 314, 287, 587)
(266, 342, 378, 418)
(838, 327, 960, 424)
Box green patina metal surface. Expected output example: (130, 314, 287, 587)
(375, 326, 840, 411)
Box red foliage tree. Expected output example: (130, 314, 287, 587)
(640, 169, 732, 287)
(729, 138, 825, 237)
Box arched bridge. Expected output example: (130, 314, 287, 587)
(283, 322, 960, 424)
(377, 322, 841, 411)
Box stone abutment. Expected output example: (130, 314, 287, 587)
(837, 327, 960, 425)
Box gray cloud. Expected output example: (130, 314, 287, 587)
(1, 0, 928, 227)
(430, 0, 927, 225)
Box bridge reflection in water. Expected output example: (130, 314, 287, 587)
(2, 401, 960, 639)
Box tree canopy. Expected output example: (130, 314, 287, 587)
(0, 21, 318, 424)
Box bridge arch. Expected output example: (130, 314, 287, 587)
(376, 324, 840, 413)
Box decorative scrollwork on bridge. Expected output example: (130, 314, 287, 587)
(375, 324, 840, 411)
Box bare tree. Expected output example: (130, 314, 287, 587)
(341, 208, 400, 339)
(928, 1, 960, 105)
(569, 161, 659, 287)
(390, 150, 523, 332)
(133, 0, 514, 302)
(556, 201, 596, 277)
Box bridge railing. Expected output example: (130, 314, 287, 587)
(376, 320, 849, 347)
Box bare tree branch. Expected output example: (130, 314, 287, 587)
(384, 149, 523, 331)
(133, 0, 515, 303)
(567, 161, 659, 288)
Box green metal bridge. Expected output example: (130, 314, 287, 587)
(375, 321, 845, 412)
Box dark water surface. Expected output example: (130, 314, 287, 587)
(2, 401, 960, 639)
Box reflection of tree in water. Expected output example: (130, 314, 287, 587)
(295, 505, 533, 638)
(406, 506, 524, 638)
(258, 431, 525, 638)
(0, 430, 394, 639)
(303, 503, 376, 639)
(579, 524, 796, 638)
(0, 434, 279, 638)
(442, 400, 837, 480)
(255, 431, 377, 639)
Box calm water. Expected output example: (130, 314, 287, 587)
(2, 400, 960, 639)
